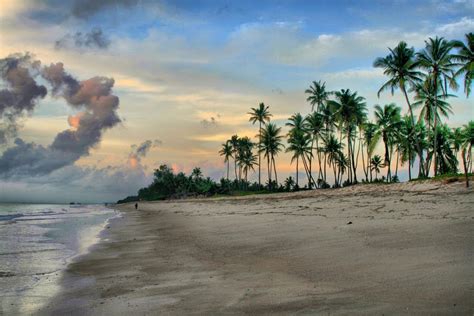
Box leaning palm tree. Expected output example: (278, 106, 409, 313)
(374, 103, 402, 182)
(370, 155, 383, 180)
(374, 41, 425, 177)
(452, 33, 473, 97)
(248, 103, 272, 187)
(260, 123, 284, 188)
(416, 36, 457, 176)
(218, 141, 233, 180)
(305, 80, 331, 112)
(328, 89, 367, 183)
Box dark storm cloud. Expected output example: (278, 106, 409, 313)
(55, 28, 111, 51)
(0, 54, 47, 144)
(0, 54, 121, 178)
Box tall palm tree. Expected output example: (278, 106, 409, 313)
(305, 80, 331, 112)
(260, 123, 284, 188)
(328, 89, 367, 183)
(219, 141, 233, 180)
(286, 129, 313, 188)
(374, 41, 425, 177)
(452, 33, 473, 97)
(304, 112, 325, 183)
(413, 77, 454, 175)
(248, 103, 272, 187)
(374, 103, 402, 182)
(416, 36, 457, 176)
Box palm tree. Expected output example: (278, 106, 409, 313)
(370, 155, 383, 180)
(260, 123, 284, 188)
(452, 33, 473, 97)
(323, 133, 344, 187)
(328, 89, 367, 183)
(413, 77, 454, 175)
(229, 135, 240, 180)
(236, 136, 254, 181)
(248, 103, 272, 187)
(362, 122, 379, 181)
(461, 121, 474, 187)
(416, 36, 457, 176)
(374, 41, 425, 177)
(305, 80, 331, 112)
(432, 124, 458, 175)
(398, 116, 418, 180)
(374, 103, 402, 182)
(286, 129, 313, 188)
(219, 141, 233, 180)
(304, 112, 325, 184)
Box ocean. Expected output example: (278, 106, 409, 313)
(0, 203, 117, 314)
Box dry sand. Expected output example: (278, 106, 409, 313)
(40, 181, 473, 315)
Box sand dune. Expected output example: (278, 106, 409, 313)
(41, 181, 474, 315)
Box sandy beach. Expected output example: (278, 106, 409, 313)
(40, 180, 474, 315)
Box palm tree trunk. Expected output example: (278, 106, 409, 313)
(226, 160, 229, 180)
(433, 78, 439, 177)
(395, 147, 400, 178)
(272, 156, 278, 186)
(302, 155, 316, 187)
(258, 122, 262, 187)
(462, 147, 469, 187)
(401, 85, 425, 178)
(332, 161, 338, 187)
(296, 157, 299, 188)
(234, 157, 238, 180)
(267, 155, 272, 184)
(316, 136, 323, 182)
(408, 149, 412, 181)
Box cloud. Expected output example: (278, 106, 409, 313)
(55, 27, 111, 51)
(200, 116, 218, 128)
(0, 164, 151, 203)
(71, 0, 139, 19)
(0, 53, 47, 144)
(128, 139, 161, 168)
(0, 54, 121, 178)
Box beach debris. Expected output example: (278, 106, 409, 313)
(347, 221, 353, 225)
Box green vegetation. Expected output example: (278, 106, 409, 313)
(119, 33, 473, 203)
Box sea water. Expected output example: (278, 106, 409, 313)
(0, 203, 117, 314)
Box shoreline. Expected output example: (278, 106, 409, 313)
(39, 181, 474, 315)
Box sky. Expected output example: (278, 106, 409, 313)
(0, 0, 472, 203)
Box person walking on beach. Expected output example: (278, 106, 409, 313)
(135, 203, 138, 210)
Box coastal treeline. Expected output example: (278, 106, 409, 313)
(119, 34, 473, 203)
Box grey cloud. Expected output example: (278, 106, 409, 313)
(71, 0, 139, 18)
(0, 54, 47, 144)
(0, 55, 121, 178)
(55, 28, 111, 51)
(200, 116, 218, 128)
(129, 139, 161, 165)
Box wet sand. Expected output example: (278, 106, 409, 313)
(40, 181, 474, 315)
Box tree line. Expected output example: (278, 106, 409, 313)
(118, 33, 473, 203)
(220, 34, 473, 189)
